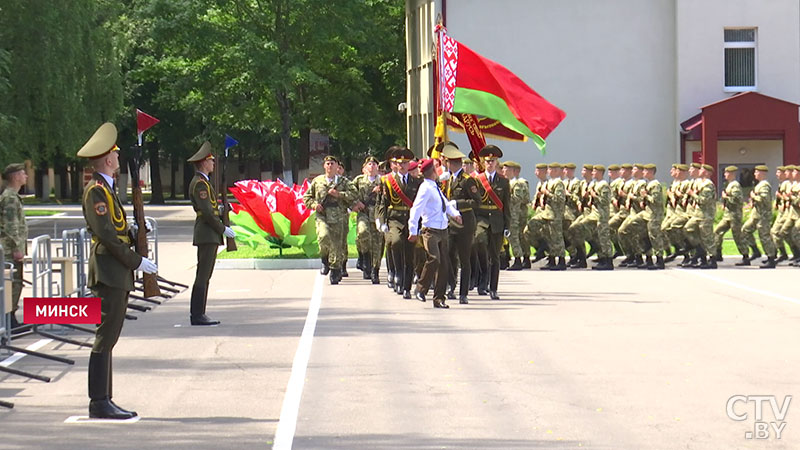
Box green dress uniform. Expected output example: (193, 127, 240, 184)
(78, 122, 143, 420)
(377, 169, 421, 296)
(188, 171, 224, 319)
(304, 171, 357, 284)
(0, 172, 27, 319)
(353, 170, 384, 283)
(742, 175, 778, 264)
(474, 154, 511, 297)
(443, 164, 480, 302)
(714, 172, 749, 260)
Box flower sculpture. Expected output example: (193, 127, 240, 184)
(228, 179, 356, 257)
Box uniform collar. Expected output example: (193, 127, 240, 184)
(98, 172, 115, 189)
(196, 171, 209, 181)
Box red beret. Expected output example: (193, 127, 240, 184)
(419, 158, 434, 173)
(407, 160, 419, 171)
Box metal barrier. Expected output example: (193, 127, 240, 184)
(129, 216, 188, 301)
(55, 230, 95, 335)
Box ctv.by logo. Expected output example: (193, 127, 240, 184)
(726, 395, 792, 439)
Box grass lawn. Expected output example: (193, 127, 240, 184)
(24, 209, 61, 217)
(217, 243, 358, 259)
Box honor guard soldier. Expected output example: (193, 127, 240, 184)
(377, 147, 421, 298)
(742, 165, 778, 268)
(352, 156, 383, 283)
(0, 163, 28, 330)
(304, 155, 357, 284)
(78, 123, 158, 419)
(474, 145, 511, 299)
(439, 143, 480, 304)
(188, 142, 235, 325)
(715, 166, 750, 264)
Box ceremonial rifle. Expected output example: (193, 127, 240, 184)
(126, 144, 161, 298)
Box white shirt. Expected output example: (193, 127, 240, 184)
(99, 172, 115, 189)
(196, 171, 210, 181)
(485, 171, 497, 183)
(408, 178, 460, 235)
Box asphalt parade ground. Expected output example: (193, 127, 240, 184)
(2, 207, 799, 449)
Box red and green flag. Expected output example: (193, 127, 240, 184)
(437, 26, 566, 153)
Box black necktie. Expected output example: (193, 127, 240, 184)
(438, 188, 446, 213)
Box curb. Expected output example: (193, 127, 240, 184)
(215, 258, 358, 270)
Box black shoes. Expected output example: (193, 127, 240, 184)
(489, 291, 500, 300)
(329, 269, 341, 285)
(459, 295, 469, 304)
(760, 257, 777, 269)
(433, 298, 449, 308)
(591, 257, 614, 271)
(551, 257, 567, 271)
(735, 255, 751, 266)
(371, 269, 380, 285)
(90, 399, 137, 420)
(507, 258, 523, 271)
(446, 288, 456, 300)
(402, 290, 412, 299)
(88, 352, 137, 420)
(191, 314, 220, 326)
(414, 290, 426, 302)
(521, 256, 532, 269)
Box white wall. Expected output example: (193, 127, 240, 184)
(718, 139, 784, 186)
(438, 0, 678, 182)
(676, 0, 800, 121)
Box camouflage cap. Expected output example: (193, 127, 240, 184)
(754, 164, 769, 172)
(724, 165, 738, 172)
(777, 166, 786, 171)
(2, 163, 25, 180)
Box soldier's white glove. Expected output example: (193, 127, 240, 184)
(223, 227, 236, 238)
(439, 171, 451, 182)
(381, 223, 389, 233)
(503, 229, 511, 238)
(137, 257, 158, 274)
(130, 222, 152, 234)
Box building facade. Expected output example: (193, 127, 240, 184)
(406, 0, 800, 185)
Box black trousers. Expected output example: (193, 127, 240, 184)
(92, 283, 129, 353)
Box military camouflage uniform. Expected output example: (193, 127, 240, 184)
(742, 179, 777, 257)
(567, 179, 612, 258)
(563, 177, 581, 256)
(509, 176, 531, 258)
(608, 177, 628, 251)
(641, 179, 666, 255)
(353, 174, 384, 270)
(0, 187, 27, 314)
(684, 178, 717, 255)
(714, 179, 749, 255)
(771, 179, 792, 255)
(303, 174, 356, 272)
(617, 178, 647, 256)
(525, 177, 566, 257)
(662, 178, 691, 250)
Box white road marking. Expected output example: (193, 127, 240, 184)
(682, 270, 800, 306)
(272, 273, 324, 450)
(64, 415, 141, 424)
(0, 339, 53, 367)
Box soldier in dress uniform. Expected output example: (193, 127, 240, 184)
(473, 145, 511, 299)
(352, 156, 383, 283)
(742, 165, 778, 268)
(78, 123, 158, 419)
(439, 143, 480, 304)
(187, 142, 235, 325)
(0, 163, 28, 330)
(377, 147, 421, 298)
(379, 147, 400, 290)
(715, 166, 750, 264)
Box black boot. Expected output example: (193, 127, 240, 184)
(106, 353, 136, 417)
(330, 268, 341, 285)
(362, 253, 372, 279)
(507, 257, 523, 271)
(89, 352, 136, 420)
(700, 254, 717, 269)
(531, 249, 547, 263)
(387, 270, 395, 289)
(639, 255, 654, 270)
(713, 249, 723, 262)
(760, 256, 777, 269)
(551, 256, 567, 271)
(371, 268, 380, 285)
(592, 257, 614, 271)
(777, 245, 789, 263)
(570, 246, 587, 269)
(618, 256, 633, 268)
(633, 255, 645, 269)
(341, 266, 349, 277)
(650, 255, 665, 270)
(540, 256, 555, 270)
(477, 270, 489, 295)
(320, 257, 330, 275)
(521, 256, 532, 269)
(356, 251, 364, 271)
(748, 245, 761, 262)
(735, 254, 750, 266)
(586, 242, 597, 260)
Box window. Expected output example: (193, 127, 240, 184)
(724, 28, 757, 91)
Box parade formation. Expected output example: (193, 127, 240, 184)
(306, 142, 800, 309)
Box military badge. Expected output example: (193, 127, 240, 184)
(471, 185, 478, 193)
(94, 202, 108, 216)
(199, 190, 208, 200)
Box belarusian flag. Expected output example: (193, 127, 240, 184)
(438, 27, 566, 153)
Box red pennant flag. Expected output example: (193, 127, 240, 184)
(136, 109, 160, 135)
